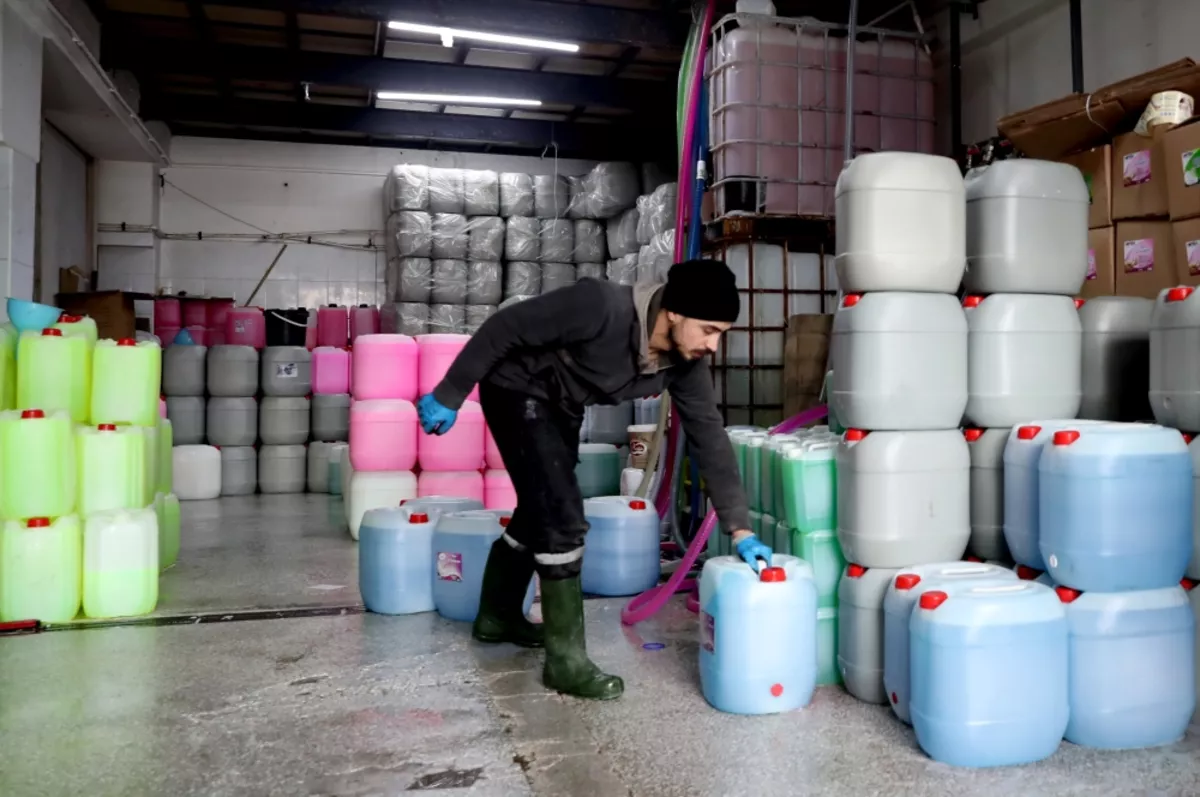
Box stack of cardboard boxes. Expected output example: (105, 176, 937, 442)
(1064, 118, 1200, 299)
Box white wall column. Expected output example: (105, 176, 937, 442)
(93, 159, 160, 293)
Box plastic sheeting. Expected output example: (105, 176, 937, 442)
(395, 257, 433, 303)
(638, 230, 675, 282)
(465, 304, 497, 335)
(431, 259, 469, 304)
(606, 208, 640, 258)
(533, 174, 571, 219)
(467, 260, 503, 305)
(573, 220, 606, 263)
(539, 219, 574, 263)
(576, 262, 605, 281)
(505, 216, 540, 261)
(389, 211, 432, 258)
(541, 263, 577, 294)
(428, 167, 465, 214)
(463, 169, 500, 217)
(499, 173, 535, 218)
(607, 254, 639, 286)
(646, 183, 678, 237)
(381, 302, 430, 337)
(385, 164, 429, 212)
(504, 261, 541, 298)
(499, 295, 532, 310)
(583, 162, 640, 219)
(431, 213, 469, 260)
(467, 216, 505, 261)
(429, 303, 467, 334)
(567, 176, 591, 220)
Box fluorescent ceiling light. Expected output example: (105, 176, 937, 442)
(376, 91, 542, 107)
(387, 21, 580, 53)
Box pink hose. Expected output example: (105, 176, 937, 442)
(673, 0, 717, 262)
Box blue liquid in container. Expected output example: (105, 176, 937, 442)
(359, 507, 438, 615)
(432, 510, 533, 622)
(699, 555, 818, 715)
(581, 496, 660, 597)
(1059, 585, 1195, 749)
(910, 580, 1068, 768)
(327, 458, 343, 496)
(816, 607, 839, 685)
(1040, 423, 1192, 592)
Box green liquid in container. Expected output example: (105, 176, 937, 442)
(155, 492, 181, 570)
(743, 433, 767, 513)
(0, 515, 82, 622)
(758, 440, 777, 517)
(772, 438, 804, 526)
(0, 326, 14, 411)
(816, 607, 841, 685)
(16, 329, 92, 423)
(761, 513, 777, 550)
(575, 444, 622, 498)
(91, 339, 162, 428)
(0, 409, 76, 521)
(775, 520, 792, 556)
(158, 418, 173, 495)
(797, 529, 845, 608)
(77, 424, 145, 515)
(781, 439, 839, 534)
(83, 507, 158, 618)
(137, 425, 160, 506)
(53, 314, 99, 347)
(749, 509, 762, 538)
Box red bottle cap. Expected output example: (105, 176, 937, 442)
(895, 573, 921, 590)
(963, 428, 984, 442)
(499, 516, 511, 527)
(410, 513, 430, 523)
(117, 338, 136, 346)
(1016, 565, 1041, 580)
(963, 295, 983, 308)
(770, 683, 784, 697)
(847, 564, 866, 578)
(1182, 578, 1197, 590)
(629, 500, 647, 510)
(20, 410, 44, 419)
(1017, 425, 1042, 440)
(26, 517, 50, 528)
(1053, 430, 1080, 446)
(41, 328, 62, 337)
(842, 294, 862, 308)
(1184, 433, 1195, 444)
(97, 424, 117, 431)
(59, 314, 83, 323)
(919, 591, 948, 610)
(844, 429, 867, 442)
(1074, 298, 1086, 309)
(1167, 286, 1194, 303)
(1056, 586, 1081, 603)
(760, 567, 786, 583)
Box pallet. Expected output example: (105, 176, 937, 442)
(703, 214, 835, 252)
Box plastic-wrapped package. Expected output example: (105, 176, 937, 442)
(606, 208, 640, 258)
(385, 164, 430, 213)
(568, 176, 592, 220)
(504, 261, 542, 298)
(505, 217, 541, 261)
(574, 220, 606, 263)
(429, 303, 467, 334)
(646, 182, 678, 237)
(467, 261, 503, 305)
(428, 167, 464, 213)
(499, 295, 532, 310)
(584, 162, 641, 219)
(467, 216, 504, 261)
(385, 259, 398, 301)
(607, 255, 639, 285)
(635, 196, 653, 245)
(381, 302, 430, 336)
(390, 211, 432, 258)
(431, 259, 468, 304)
(539, 219, 575, 263)
(636, 245, 654, 283)
(638, 230, 676, 282)
(432, 213, 469, 259)
(541, 263, 577, 294)
(534, 174, 571, 218)
(395, 257, 433, 302)
(465, 304, 497, 335)
(576, 263, 605, 281)
(499, 173, 535, 218)
(463, 169, 500, 217)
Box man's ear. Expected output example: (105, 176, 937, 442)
(665, 311, 682, 324)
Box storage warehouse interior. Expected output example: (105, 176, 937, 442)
(4, 0, 1200, 792)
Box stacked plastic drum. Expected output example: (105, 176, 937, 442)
(415, 333, 488, 509)
(347, 334, 419, 538)
(204, 344, 260, 496)
(309, 345, 351, 493)
(258, 345, 311, 494)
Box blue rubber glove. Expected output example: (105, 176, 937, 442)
(736, 534, 773, 572)
(417, 393, 458, 435)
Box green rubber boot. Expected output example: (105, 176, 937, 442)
(472, 539, 544, 648)
(540, 576, 624, 700)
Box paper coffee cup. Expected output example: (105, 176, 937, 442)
(627, 424, 657, 469)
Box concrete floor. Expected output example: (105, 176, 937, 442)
(4, 495, 1200, 795)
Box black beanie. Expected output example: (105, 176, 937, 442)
(660, 259, 740, 323)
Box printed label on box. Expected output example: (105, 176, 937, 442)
(701, 612, 715, 653)
(275, 362, 298, 378)
(1123, 150, 1152, 186)
(436, 552, 463, 582)
(1123, 238, 1155, 273)
(1187, 239, 1200, 276)
(1184, 149, 1200, 187)
(233, 320, 246, 333)
(1086, 248, 1097, 280)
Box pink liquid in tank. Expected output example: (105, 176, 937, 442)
(417, 334, 478, 401)
(351, 305, 380, 343)
(226, 307, 266, 349)
(313, 347, 351, 395)
(318, 305, 350, 348)
(485, 426, 505, 470)
(207, 328, 226, 346)
(208, 299, 235, 332)
(419, 401, 485, 471)
(349, 399, 418, 471)
(157, 327, 180, 348)
(182, 299, 208, 329)
(352, 334, 418, 401)
(418, 470, 485, 505)
(156, 298, 182, 331)
(484, 469, 518, 510)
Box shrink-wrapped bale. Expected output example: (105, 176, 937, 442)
(539, 219, 575, 263)
(385, 164, 430, 213)
(390, 211, 432, 258)
(431, 213, 469, 260)
(606, 208, 640, 258)
(499, 173, 535, 218)
(504, 261, 542, 298)
(429, 303, 467, 334)
(607, 254, 639, 286)
(428, 167, 465, 214)
(505, 216, 540, 261)
(467, 216, 504, 261)
(568, 176, 592, 220)
(385, 259, 399, 301)
(645, 182, 678, 236)
(499, 295, 532, 310)
(638, 230, 675, 282)
(534, 174, 571, 218)
(635, 195, 653, 245)
(541, 263, 577, 294)
(395, 257, 433, 303)
(465, 304, 497, 335)
(463, 169, 500, 217)
(431, 259, 469, 305)
(467, 261, 503, 305)
(583, 162, 640, 219)
(573, 220, 606, 263)
(381, 302, 430, 337)
(577, 263, 605, 281)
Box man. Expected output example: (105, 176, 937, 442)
(417, 260, 772, 701)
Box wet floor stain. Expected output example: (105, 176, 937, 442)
(406, 767, 484, 790)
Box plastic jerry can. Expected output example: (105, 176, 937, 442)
(817, 607, 840, 685)
(347, 470, 419, 540)
(882, 562, 1018, 724)
(748, 510, 762, 538)
(220, 447, 258, 496)
(53, 313, 99, 347)
(17, 328, 91, 423)
(575, 443, 622, 499)
(0, 516, 83, 622)
(432, 510, 534, 622)
(311, 393, 350, 443)
(781, 437, 838, 534)
(1189, 436, 1200, 580)
(154, 492, 181, 570)
(698, 555, 818, 715)
(206, 345, 260, 397)
(312, 346, 351, 395)
(909, 581, 1068, 768)
(836, 429, 970, 568)
(418, 400, 485, 472)
(1078, 297, 1153, 421)
(1057, 585, 1194, 749)
(91, 339, 162, 428)
(417, 334, 478, 401)
(359, 507, 438, 615)
(326, 443, 348, 496)
(258, 445, 308, 494)
(581, 497, 659, 596)
(206, 397, 257, 447)
(82, 508, 158, 619)
(259, 397, 310, 446)
(775, 520, 792, 556)
(1150, 286, 1200, 430)
(830, 292, 967, 431)
(0, 325, 13, 411)
(317, 305, 350, 348)
(837, 563, 902, 704)
(77, 424, 145, 515)
(173, 445, 221, 500)
(339, 444, 353, 498)
(137, 424, 159, 503)
(963, 159, 1090, 295)
(761, 514, 778, 551)
(483, 469, 517, 510)
(307, 441, 336, 493)
(795, 528, 844, 608)
(0, 409, 75, 521)
(225, 307, 266, 350)
(834, 152, 966, 294)
(351, 305, 380, 342)
(1040, 423, 1192, 592)
(158, 418, 173, 495)
(260, 346, 312, 397)
(417, 471, 486, 507)
(585, 402, 634, 446)
(162, 344, 208, 397)
(759, 436, 793, 518)
(742, 432, 768, 512)
(769, 438, 804, 527)
(964, 427, 1010, 561)
(351, 334, 419, 402)
(963, 294, 1082, 428)
(349, 399, 418, 472)
(164, 396, 203, 445)
(403, 495, 486, 517)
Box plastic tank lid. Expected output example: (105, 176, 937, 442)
(844, 429, 867, 442)
(1167, 286, 1195, 303)
(760, 566, 786, 583)
(1183, 578, 1197, 591)
(1053, 430, 1080, 446)
(963, 295, 983, 308)
(20, 409, 44, 419)
(499, 516, 511, 527)
(41, 328, 62, 337)
(26, 517, 50, 528)
(1015, 565, 1042, 580)
(1016, 425, 1042, 440)
(919, 591, 948, 610)
(410, 513, 430, 523)
(1074, 298, 1086, 309)
(117, 338, 136, 346)
(963, 428, 984, 442)
(895, 573, 921, 590)
(97, 423, 117, 431)
(629, 500, 647, 510)
(1056, 586, 1082, 603)
(846, 564, 866, 578)
(59, 314, 83, 323)
(841, 294, 862, 308)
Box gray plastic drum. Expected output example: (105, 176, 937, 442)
(1079, 296, 1153, 422)
(207, 397, 258, 447)
(308, 441, 336, 493)
(167, 396, 206, 445)
(261, 346, 313, 397)
(965, 427, 1010, 562)
(207, 345, 260, 397)
(311, 393, 350, 442)
(258, 445, 307, 494)
(260, 397, 310, 446)
(220, 446, 258, 496)
(162, 345, 208, 397)
(838, 564, 902, 704)
(586, 402, 634, 446)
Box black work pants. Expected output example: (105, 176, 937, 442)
(478, 381, 589, 581)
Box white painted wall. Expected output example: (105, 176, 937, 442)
(37, 123, 88, 302)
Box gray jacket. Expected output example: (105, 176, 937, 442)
(433, 278, 751, 535)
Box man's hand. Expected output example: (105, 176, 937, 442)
(734, 532, 773, 571)
(417, 394, 458, 435)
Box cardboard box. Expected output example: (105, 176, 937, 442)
(1115, 221, 1177, 298)
(1080, 227, 1116, 299)
(1112, 129, 1171, 220)
(1163, 119, 1200, 221)
(1061, 145, 1113, 228)
(1172, 217, 1200, 285)
(54, 290, 138, 340)
(782, 313, 832, 419)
